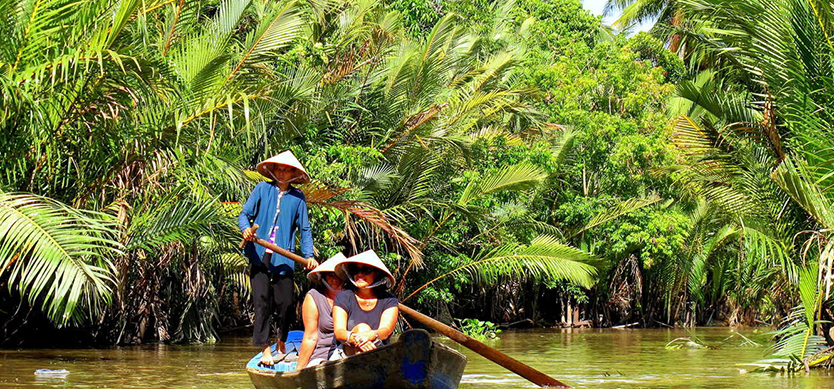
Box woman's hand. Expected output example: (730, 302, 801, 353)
(355, 330, 377, 342)
(357, 339, 377, 352)
(351, 330, 378, 351)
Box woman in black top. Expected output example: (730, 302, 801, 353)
(332, 250, 399, 355)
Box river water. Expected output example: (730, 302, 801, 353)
(1, 327, 832, 388)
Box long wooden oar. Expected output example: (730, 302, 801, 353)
(397, 304, 569, 388)
(239, 225, 318, 269)
(241, 235, 569, 388)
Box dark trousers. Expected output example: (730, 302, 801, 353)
(250, 262, 295, 348)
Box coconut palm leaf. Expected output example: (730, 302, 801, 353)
(125, 191, 228, 251)
(169, 0, 251, 98)
(551, 125, 577, 166)
(354, 164, 398, 193)
(404, 234, 599, 301)
(0, 191, 120, 325)
(671, 115, 723, 156)
(771, 157, 834, 230)
(229, 0, 303, 78)
(374, 146, 439, 213)
(159, 0, 200, 56)
(688, 252, 708, 306)
(767, 265, 828, 366)
(472, 51, 517, 92)
(741, 225, 796, 282)
(219, 252, 250, 299)
(607, 0, 678, 28)
(102, 0, 142, 48)
(458, 163, 547, 206)
(311, 198, 422, 264)
(502, 217, 566, 240)
(568, 195, 663, 239)
(671, 72, 760, 125)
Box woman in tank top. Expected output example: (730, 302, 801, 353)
(295, 252, 347, 369)
(332, 250, 399, 356)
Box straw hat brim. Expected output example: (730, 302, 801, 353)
(256, 150, 310, 184)
(308, 252, 348, 283)
(334, 250, 395, 289)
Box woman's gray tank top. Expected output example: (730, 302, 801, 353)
(307, 288, 335, 360)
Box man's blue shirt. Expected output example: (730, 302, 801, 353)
(238, 182, 313, 274)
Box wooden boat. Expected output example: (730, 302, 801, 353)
(246, 329, 467, 389)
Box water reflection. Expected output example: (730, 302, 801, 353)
(1, 328, 833, 388)
(443, 328, 834, 389)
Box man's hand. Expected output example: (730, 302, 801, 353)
(242, 226, 257, 241)
(305, 258, 319, 271)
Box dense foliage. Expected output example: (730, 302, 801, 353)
(1, 0, 833, 371)
(610, 0, 834, 369)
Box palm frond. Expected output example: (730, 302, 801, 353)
(671, 115, 721, 156)
(219, 253, 250, 299)
(609, 0, 677, 29)
(310, 199, 422, 264)
(741, 225, 796, 282)
(765, 265, 828, 367)
(404, 235, 599, 302)
(215, 0, 252, 38)
(458, 163, 547, 206)
(229, 1, 304, 78)
(568, 195, 663, 239)
(551, 125, 577, 166)
(772, 157, 834, 230)
(125, 191, 228, 251)
(0, 192, 120, 325)
(301, 181, 353, 203)
(354, 164, 398, 193)
(103, 0, 142, 48)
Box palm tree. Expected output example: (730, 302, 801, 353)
(283, 3, 614, 308)
(665, 0, 834, 355)
(605, 0, 686, 51)
(605, 0, 679, 29)
(0, 0, 314, 341)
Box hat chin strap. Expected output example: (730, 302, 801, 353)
(322, 279, 343, 292)
(273, 175, 303, 184)
(267, 170, 305, 185)
(347, 271, 389, 289)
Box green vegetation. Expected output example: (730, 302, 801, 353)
(457, 317, 501, 341)
(0, 0, 833, 372)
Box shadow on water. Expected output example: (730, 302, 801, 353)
(1, 327, 833, 388)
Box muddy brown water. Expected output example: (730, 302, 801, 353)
(1, 327, 832, 388)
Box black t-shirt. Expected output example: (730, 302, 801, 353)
(333, 289, 398, 344)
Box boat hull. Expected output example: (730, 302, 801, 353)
(247, 329, 467, 389)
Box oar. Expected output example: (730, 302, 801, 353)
(240, 235, 569, 388)
(397, 304, 569, 388)
(239, 224, 318, 269)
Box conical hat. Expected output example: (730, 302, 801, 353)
(256, 150, 310, 184)
(335, 250, 395, 289)
(307, 252, 347, 283)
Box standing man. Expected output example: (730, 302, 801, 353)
(239, 150, 319, 366)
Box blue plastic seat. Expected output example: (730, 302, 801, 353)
(247, 330, 305, 372)
(284, 330, 303, 353)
